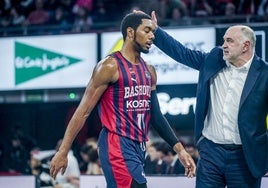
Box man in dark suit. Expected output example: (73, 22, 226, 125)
(150, 11, 268, 188)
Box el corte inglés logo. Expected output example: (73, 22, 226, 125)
(15, 42, 82, 85)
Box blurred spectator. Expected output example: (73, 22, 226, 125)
(25, 148, 56, 187)
(225, 2, 236, 16)
(0, 0, 13, 29)
(79, 144, 91, 173)
(11, 123, 37, 153)
(161, 142, 185, 175)
(91, 0, 110, 23)
(168, 6, 190, 26)
(146, 0, 188, 26)
(44, 0, 60, 10)
(85, 146, 103, 175)
(183, 0, 213, 17)
(0, 14, 11, 30)
(72, 5, 93, 33)
(24, 0, 50, 26)
(20, 0, 35, 9)
(144, 141, 158, 175)
(85, 137, 98, 148)
(29, 154, 42, 176)
(147, 0, 169, 26)
(0, 0, 12, 17)
(257, 0, 268, 16)
(144, 141, 166, 175)
(9, 6, 26, 26)
(213, 0, 233, 16)
(0, 123, 37, 173)
(235, 0, 257, 15)
(79, 140, 102, 175)
(19, 0, 35, 16)
(74, 0, 94, 12)
(49, 6, 70, 33)
(3, 135, 29, 173)
(58, 0, 76, 23)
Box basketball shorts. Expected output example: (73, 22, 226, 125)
(98, 128, 147, 188)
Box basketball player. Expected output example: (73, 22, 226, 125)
(49, 12, 196, 188)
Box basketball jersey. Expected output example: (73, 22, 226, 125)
(98, 51, 152, 142)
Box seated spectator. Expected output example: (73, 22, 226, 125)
(74, 0, 94, 12)
(25, 148, 56, 187)
(79, 144, 91, 173)
(0, 0, 12, 17)
(3, 135, 29, 173)
(85, 137, 98, 149)
(19, 0, 35, 17)
(10, 7, 26, 26)
(11, 123, 37, 153)
(213, 0, 233, 16)
(86, 146, 103, 175)
(72, 5, 93, 33)
(49, 6, 70, 33)
(58, 0, 76, 23)
(24, 0, 50, 26)
(0, 14, 11, 29)
(91, 0, 110, 23)
(225, 2, 236, 17)
(79, 142, 102, 175)
(144, 141, 166, 175)
(184, 0, 213, 17)
(20, 0, 34, 10)
(257, 0, 268, 16)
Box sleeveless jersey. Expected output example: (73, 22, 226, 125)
(98, 51, 152, 142)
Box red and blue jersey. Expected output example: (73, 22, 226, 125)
(98, 51, 152, 142)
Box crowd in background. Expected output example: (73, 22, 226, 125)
(0, 122, 199, 187)
(1, 0, 268, 36)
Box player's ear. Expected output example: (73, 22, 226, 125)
(127, 27, 134, 40)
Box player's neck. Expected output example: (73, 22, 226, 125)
(120, 48, 141, 65)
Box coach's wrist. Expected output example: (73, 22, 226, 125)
(173, 142, 185, 154)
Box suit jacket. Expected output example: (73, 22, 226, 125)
(154, 27, 268, 178)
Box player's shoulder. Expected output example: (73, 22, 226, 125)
(97, 55, 118, 71)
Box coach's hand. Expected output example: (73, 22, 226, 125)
(133, 10, 158, 31)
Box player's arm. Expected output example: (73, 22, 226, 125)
(50, 56, 118, 179)
(147, 64, 180, 147)
(147, 64, 196, 177)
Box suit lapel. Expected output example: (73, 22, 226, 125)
(204, 49, 226, 82)
(239, 55, 261, 108)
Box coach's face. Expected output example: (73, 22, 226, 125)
(222, 26, 249, 66)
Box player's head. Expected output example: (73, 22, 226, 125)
(121, 12, 154, 54)
(121, 12, 151, 41)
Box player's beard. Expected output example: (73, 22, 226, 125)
(134, 35, 149, 54)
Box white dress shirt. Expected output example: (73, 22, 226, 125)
(202, 56, 253, 144)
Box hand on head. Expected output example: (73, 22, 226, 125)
(133, 10, 158, 29)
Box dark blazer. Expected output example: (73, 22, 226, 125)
(154, 27, 268, 178)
